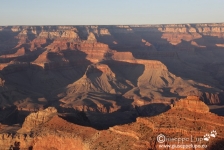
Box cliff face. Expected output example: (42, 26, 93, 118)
(19, 107, 57, 132)
(173, 96, 210, 113)
(0, 97, 224, 150)
(0, 23, 224, 138)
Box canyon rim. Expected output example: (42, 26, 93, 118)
(0, 24, 224, 149)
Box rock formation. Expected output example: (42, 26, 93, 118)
(19, 107, 57, 132)
(172, 96, 210, 113)
(0, 97, 223, 149)
(0, 24, 224, 149)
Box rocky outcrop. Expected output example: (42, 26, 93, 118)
(160, 31, 202, 45)
(79, 42, 109, 63)
(0, 107, 96, 149)
(19, 107, 57, 132)
(100, 28, 111, 35)
(172, 96, 209, 113)
(87, 32, 97, 42)
(0, 24, 224, 149)
(0, 98, 224, 150)
(200, 92, 224, 104)
(0, 47, 26, 60)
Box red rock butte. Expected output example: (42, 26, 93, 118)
(0, 24, 224, 149)
(0, 96, 223, 149)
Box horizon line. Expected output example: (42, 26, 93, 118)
(1, 22, 224, 26)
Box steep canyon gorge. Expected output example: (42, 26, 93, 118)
(0, 24, 224, 149)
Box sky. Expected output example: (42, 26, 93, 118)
(0, 0, 224, 25)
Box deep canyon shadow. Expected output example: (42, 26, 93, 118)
(97, 26, 224, 90)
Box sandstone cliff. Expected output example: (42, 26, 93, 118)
(0, 97, 223, 150)
(0, 24, 224, 143)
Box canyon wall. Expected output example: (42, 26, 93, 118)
(0, 97, 224, 149)
(0, 23, 224, 135)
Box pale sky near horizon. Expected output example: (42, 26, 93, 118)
(0, 0, 224, 25)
